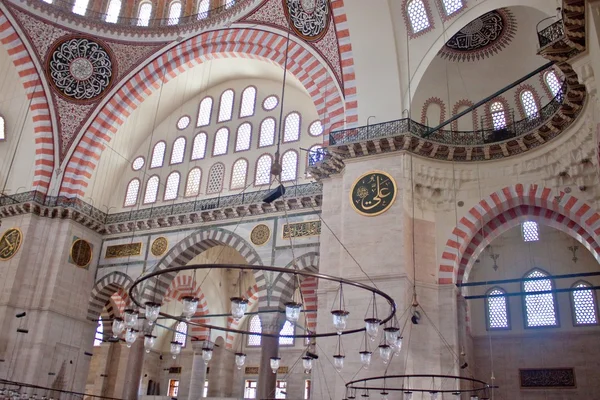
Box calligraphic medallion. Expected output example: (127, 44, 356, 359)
(283, 0, 330, 42)
(0, 228, 23, 261)
(349, 171, 397, 216)
(151, 237, 168, 257)
(71, 239, 93, 268)
(250, 224, 271, 246)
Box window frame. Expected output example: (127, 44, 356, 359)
(184, 167, 203, 198)
(206, 162, 225, 194)
(150, 141, 167, 169)
(217, 89, 235, 123)
(235, 122, 253, 153)
(522, 220, 540, 242)
(521, 268, 559, 329)
(543, 70, 562, 98)
(489, 99, 508, 130)
(254, 153, 273, 187)
(197, 96, 214, 127)
(570, 280, 599, 327)
(258, 117, 276, 148)
(404, 0, 434, 38)
(124, 178, 141, 207)
(137, 1, 153, 26)
(176, 115, 191, 130)
(308, 120, 323, 137)
(212, 127, 230, 157)
(280, 149, 299, 182)
(72, 0, 89, 16)
(436, 0, 464, 21)
(262, 95, 279, 111)
(246, 315, 296, 347)
(191, 132, 208, 161)
(143, 175, 160, 205)
(230, 158, 249, 190)
(283, 111, 302, 144)
(174, 320, 188, 347)
(484, 287, 511, 331)
(170, 136, 187, 165)
(239, 85, 258, 118)
(163, 171, 181, 201)
(167, 0, 182, 25)
(518, 89, 540, 119)
(197, 0, 210, 19)
(131, 156, 145, 171)
(105, 0, 122, 23)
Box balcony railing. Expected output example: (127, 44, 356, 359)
(537, 20, 565, 48)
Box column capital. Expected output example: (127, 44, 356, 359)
(258, 309, 285, 334)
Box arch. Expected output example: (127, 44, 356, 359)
(514, 84, 541, 119)
(451, 99, 478, 131)
(420, 97, 446, 126)
(402, 0, 434, 38)
(0, 10, 54, 193)
(438, 184, 600, 285)
(486, 96, 510, 129)
(87, 271, 134, 321)
(164, 273, 211, 338)
(60, 28, 347, 197)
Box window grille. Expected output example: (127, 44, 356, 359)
(441, 0, 462, 15)
(240, 87, 257, 117)
(72, 0, 89, 15)
(281, 150, 298, 182)
(308, 120, 323, 136)
(168, 1, 182, 25)
(279, 321, 294, 346)
(486, 288, 509, 329)
(197, 0, 209, 19)
(164, 172, 180, 200)
(407, 0, 430, 33)
(523, 269, 557, 328)
(197, 97, 213, 127)
(571, 282, 598, 325)
(522, 221, 539, 242)
(520, 90, 539, 118)
(218, 90, 234, 122)
(545, 70, 562, 97)
(230, 159, 248, 190)
(263, 96, 279, 111)
(255, 155, 272, 185)
(283, 112, 300, 142)
(185, 168, 202, 197)
(191, 133, 207, 160)
(105, 0, 121, 23)
(137, 2, 152, 26)
(174, 321, 188, 347)
(177, 116, 190, 130)
(132, 156, 144, 171)
(124, 179, 140, 206)
(247, 315, 262, 346)
(259, 118, 276, 147)
(170, 137, 186, 164)
(235, 123, 252, 152)
(150, 142, 166, 168)
(206, 163, 225, 194)
(213, 128, 229, 156)
(144, 176, 160, 204)
(94, 317, 103, 346)
(490, 101, 506, 130)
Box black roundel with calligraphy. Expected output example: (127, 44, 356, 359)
(350, 171, 397, 216)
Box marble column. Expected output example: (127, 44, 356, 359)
(257, 312, 284, 400)
(187, 342, 207, 400)
(121, 338, 144, 400)
(207, 337, 233, 397)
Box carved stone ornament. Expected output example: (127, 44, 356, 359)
(70, 238, 93, 268)
(47, 36, 114, 102)
(250, 224, 271, 246)
(283, 0, 330, 41)
(151, 237, 168, 257)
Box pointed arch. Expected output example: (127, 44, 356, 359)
(514, 83, 542, 119)
(420, 97, 446, 126)
(87, 271, 134, 321)
(164, 274, 211, 338)
(451, 99, 478, 132)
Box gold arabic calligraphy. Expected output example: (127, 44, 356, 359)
(0, 229, 23, 260)
(351, 172, 396, 216)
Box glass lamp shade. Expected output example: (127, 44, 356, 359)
(383, 327, 399, 343)
(331, 310, 350, 334)
(170, 341, 182, 359)
(144, 335, 156, 353)
(111, 318, 125, 338)
(378, 344, 392, 364)
(380, 392, 389, 400)
(392, 337, 403, 354)
(361, 390, 370, 398)
(359, 351, 372, 369)
(124, 309, 138, 328)
(230, 297, 248, 321)
(125, 329, 138, 348)
(333, 354, 345, 372)
(270, 357, 281, 374)
(404, 392, 413, 400)
(144, 302, 161, 325)
(285, 302, 302, 323)
(235, 352, 247, 370)
(348, 391, 356, 400)
(302, 356, 313, 373)
(430, 393, 439, 400)
(182, 296, 199, 321)
(364, 318, 381, 341)
(202, 347, 213, 362)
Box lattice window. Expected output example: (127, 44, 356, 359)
(206, 163, 225, 194)
(225, 0, 235, 9)
(255, 155, 273, 186)
(124, 179, 140, 206)
(132, 156, 144, 171)
(94, 317, 103, 346)
(545, 70, 562, 97)
(281, 150, 298, 182)
(185, 168, 202, 197)
(197, 0, 210, 19)
(235, 123, 252, 152)
(150, 142, 166, 168)
(197, 97, 213, 127)
(520, 90, 539, 118)
(144, 176, 160, 204)
(164, 172, 180, 201)
(137, 2, 152, 26)
(486, 288, 509, 329)
(248, 315, 262, 346)
(213, 128, 229, 156)
(259, 118, 276, 147)
(572, 282, 598, 325)
(167, 1, 182, 25)
(407, 0, 430, 34)
(490, 101, 506, 130)
(191, 133, 207, 160)
(170, 137, 186, 164)
(523, 269, 558, 328)
(279, 321, 294, 346)
(105, 0, 121, 23)
(522, 221, 539, 242)
(309, 120, 323, 136)
(72, 0, 89, 15)
(230, 159, 248, 190)
(218, 90, 234, 122)
(284, 112, 301, 143)
(441, 0, 462, 16)
(263, 96, 279, 111)
(240, 87, 257, 117)
(174, 321, 188, 347)
(177, 116, 190, 130)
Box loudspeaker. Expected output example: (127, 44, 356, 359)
(263, 184, 286, 204)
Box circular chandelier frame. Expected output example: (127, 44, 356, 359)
(345, 374, 494, 394)
(128, 263, 397, 339)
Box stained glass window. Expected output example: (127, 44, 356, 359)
(283, 112, 300, 143)
(206, 163, 225, 194)
(137, 2, 152, 26)
(197, 97, 213, 127)
(407, 0, 430, 34)
(240, 87, 257, 117)
(255, 155, 273, 185)
(259, 118, 276, 147)
(522, 221, 539, 242)
(230, 159, 248, 190)
(191, 133, 207, 160)
(144, 176, 160, 204)
(170, 137, 186, 164)
(281, 150, 298, 182)
(174, 321, 188, 347)
(571, 282, 598, 325)
(72, 0, 89, 16)
(545, 70, 562, 97)
(520, 90, 539, 118)
(164, 172, 180, 200)
(185, 168, 202, 197)
(168, 1, 182, 25)
(235, 123, 252, 152)
(218, 90, 234, 122)
(213, 127, 229, 156)
(105, 0, 121, 23)
(441, 0, 462, 16)
(490, 101, 506, 130)
(150, 142, 166, 168)
(197, 0, 210, 19)
(263, 96, 279, 111)
(124, 179, 140, 206)
(486, 288, 509, 329)
(94, 317, 103, 346)
(523, 269, 557, 328)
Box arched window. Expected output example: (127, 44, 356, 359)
(206, 163, 225, 194)
(170, 137, 186, 164)
(174, 321, 188, 347)
(235, 123, 252, 152)
(544, 70, 562, 97)
(144, 176, 160, 204)
(185, 168, 202, 197)
(259, 118, 276, 148)
(240, 86, 257, 118)
(0, 116, 5, 141)
(247, 315, 295, 346)
(485, 288, 510, 330)
(218, 90, 235, 122)
(164, 172, 180, 201)
(72, 0, 89, 15)
(284, 112, 301, 143)
(191, 133, 207, 160)
(523, 269, 558, 328)
(489, 101, 506, 130)
(43, 0, 53, 3)
(105, 0, 122, 23)
(150, 142, 166, 168)
(137, 2, 152, 26)
(167, 1, 182, 25)
(281, 150, 298, 182)
(440, 0, 463, 16)
(407, 0, 430, 34)
(520, 90, 539, 118)
(213, 127, 230, 156)
(94, 317, 103, 346)
(197, 0, 210, 19)
(255, 155, 273, 186)
(522, 221, 539, 242)
(124, 179, 141, 207)
(571, 281, 598, 326)
(279, 320, 295, 346)
(230, 159, 248, 190)
(197, 97, 213, 127)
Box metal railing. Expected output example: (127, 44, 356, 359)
(537, 20, 565, 48)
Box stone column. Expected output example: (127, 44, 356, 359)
(257, 312, 284, 400)
(121, 338, 144, 400)
(207, 337, 234, 397)
(187, 342, 207, 400)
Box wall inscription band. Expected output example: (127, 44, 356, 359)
(105, 242, 143, 259)
(519, 368, 576, 388)
(244, 366, 288, 375)
(283, 221, 321, 239)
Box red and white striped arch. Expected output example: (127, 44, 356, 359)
(0, 9, 54, 193)
(59, 28, 347, 197)
(439, 184, 600, 285)
(331, 0, 357, 127)
(164, 274, 211, 339)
